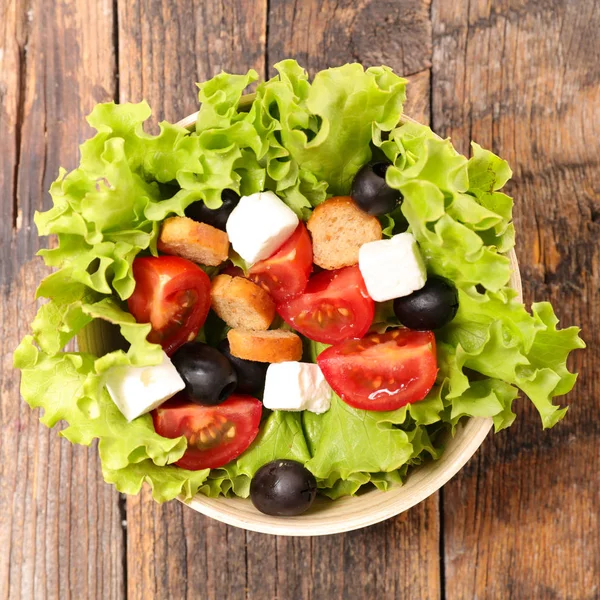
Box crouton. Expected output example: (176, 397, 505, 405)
(158, 216, 229, 266)
(227, 329, 303, 363)
(307, 196, 382, 270)
(211, 274, 275, 330)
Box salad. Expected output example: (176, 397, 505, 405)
(14, 60, 584, 517)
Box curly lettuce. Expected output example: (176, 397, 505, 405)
(14, 60, 584, 503)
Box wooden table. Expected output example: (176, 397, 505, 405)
(1, 1, 598, 598)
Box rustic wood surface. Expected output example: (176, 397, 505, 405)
(1, 0, 597, 598)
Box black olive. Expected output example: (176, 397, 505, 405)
(217, 339, 267, 397)
(393, 276, 459, 330)
(350, 161, 402, 216)
(185, 189, 240, 231)
(250, 460, 317, 516)
(171, 342, 237, 405)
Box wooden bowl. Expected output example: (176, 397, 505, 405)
(79, 96, 522, 536)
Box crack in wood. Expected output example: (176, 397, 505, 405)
(113, 0, 120, 103)
(12, 29, 29, 231)
(118, 493, 128, 599)
(265, 0, 271, 80)
(244, 529, 249, 600)
(402, 66, 432, 79)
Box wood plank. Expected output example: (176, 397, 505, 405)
(117, 2, 267, 598)
(431, 0, 600, 597)
(267, 0, 432, 77)
(126, 490, 249, 600)
(117, 0, 268, 127)
(266, 2, 440, 599)
(0, 1, 123, 599)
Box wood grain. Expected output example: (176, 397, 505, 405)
(432, 0, 600, 597)
(0, 1, 124, 599)
(267, 0, 432, 77)
(117, 0, 267, 128)
(2, 0, 598, 598)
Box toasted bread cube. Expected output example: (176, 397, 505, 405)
(158, 216, 229, 266)
(307, 197, 382, 270)
(211, 274, 275, 330)
(227, 329, 303, 363)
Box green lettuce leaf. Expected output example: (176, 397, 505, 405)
(308, 398, 444, 498)
(449, 378, 519, 432)
(287, 63, 407, 195)
(85, 102, 204, 183)
(305, 394, 414, 480)
(228, 249, 250, 274)
(31, 270, 97, 354)
(103, 460, 210, 503)
(441, 289, 584, 428)
(248, 60, 406, 215)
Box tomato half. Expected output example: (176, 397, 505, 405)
(153, 395, 263, 470)
(128, 255, 211, 355)
(317, 329, 438, 411)
(277, 266, 374, 344)
(248, 222, 313, 304)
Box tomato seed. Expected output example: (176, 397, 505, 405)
(372, 377, 382, 389)
(338, 307, 350, 317)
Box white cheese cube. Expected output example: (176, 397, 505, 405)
(358, 232, 427, 302)
(225, 191, 299, 264)
(263, 362, 332, 414)
(104, 351, 185, 422)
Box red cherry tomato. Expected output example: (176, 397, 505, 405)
(152, 395, 263, 470)
(277, 266, 374, 344)
(317, 329, 438, 411)
(248, 222, 313, 304)
(128, 255, 211, 355)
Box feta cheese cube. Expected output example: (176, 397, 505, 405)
(226, 191, 299, 264)
(104, 351, 185, 421)
(263, 362, 332, 414)
(358, 232, 427, 302)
